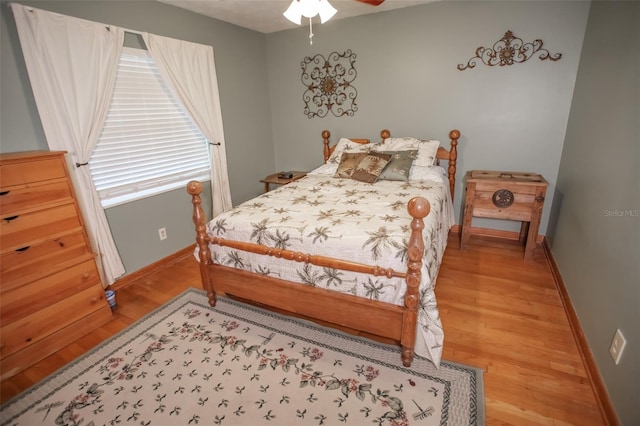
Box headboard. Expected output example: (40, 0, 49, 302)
(321, 130, 371, 162)
(321, 129, 460, 197)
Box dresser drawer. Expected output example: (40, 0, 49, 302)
(0, 306, 112, 381)
(0, 180, 73, 215)
(1, 231, 94, 292)
(1, 259, 101, 322)
(0, 156, 67, 187)
(0, 285, 107, 359)
(0, 203, 82, 252)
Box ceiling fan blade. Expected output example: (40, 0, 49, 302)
(354, 0, 385, 5)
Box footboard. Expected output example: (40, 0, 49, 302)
(186, 181, 430, 366)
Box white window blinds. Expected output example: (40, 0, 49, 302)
(89, 47, 210, 208)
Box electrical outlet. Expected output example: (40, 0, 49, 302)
(158, 227, 167, 241)
(609, 329, 626, 365)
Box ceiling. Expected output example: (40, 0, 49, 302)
(157, 0, 436, 34)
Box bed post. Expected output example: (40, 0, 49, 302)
(403, 196, 430, 367)
(447, 130, 460, 197)
(322, 130, 331, 163)
(186, 181, 216, 307)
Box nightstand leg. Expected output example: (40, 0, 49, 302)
(524, 224, 536, 260)
(264, 182, 270, 193)
(523, 186, 546, 260)
(519, 222, 529, 244)
(460, 182, 476, 251)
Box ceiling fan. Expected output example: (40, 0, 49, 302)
(284, 0, 385, 44)
(284, 0, 385, 26)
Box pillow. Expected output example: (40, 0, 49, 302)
(334, 152, 368, 178)
(350, 152, 392, 183)
(307, 163, 338, 176)
(326, 138, 372, 165)
(374, 150, 418, 182)
(410, 165, 447, 183)
(381, 137, 440, 168)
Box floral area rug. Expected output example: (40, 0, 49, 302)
(1, 288, 484, 425)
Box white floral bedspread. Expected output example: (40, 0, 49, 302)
(204, 170, 454, 366)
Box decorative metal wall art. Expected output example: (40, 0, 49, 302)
(458, 30, 562, 71)
(301, 49, 358, 118)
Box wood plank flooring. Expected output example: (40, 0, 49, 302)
(0, 234, 605, 425)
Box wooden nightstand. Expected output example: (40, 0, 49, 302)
(460, 170, 548, 260)
(260, 171, 307, 193)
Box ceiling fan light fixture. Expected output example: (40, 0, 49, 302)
(300, 0, 319, 18)
(283, 0, 337, 25)
(283, 0, 303, 25)
(317, 0, 337, 23)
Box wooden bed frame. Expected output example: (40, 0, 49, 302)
(187, 129, 460, 367)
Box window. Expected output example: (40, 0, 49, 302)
(89, 47, 210, 208)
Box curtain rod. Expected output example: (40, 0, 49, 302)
(7, 2, 145, 36)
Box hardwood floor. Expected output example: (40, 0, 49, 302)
(0, 235, 605, 425)
(439, 236, 604, 425)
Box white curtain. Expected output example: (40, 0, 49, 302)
(11, 3, 126, 285)
(142, 33, 233, 216)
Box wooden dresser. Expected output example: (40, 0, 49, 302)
(0, 151, 112, 380)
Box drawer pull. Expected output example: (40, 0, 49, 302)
(82, 272, 91, 279)
(535, 196, 545, 202)
(16, 246, 31, 252)
(492, 189, 515, 208)
(90, 296, 99, 304)
(0, 191, 9, 196)
(3, 215, 19, 222)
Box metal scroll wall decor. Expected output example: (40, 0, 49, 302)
(301, 49, 358, 118)
(458, 30, 562, 71)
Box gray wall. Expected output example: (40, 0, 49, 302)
(265, 1, 590, 233)
(2, 0, 637, 421)
(0, 0, 590, 270)
(551, 2, 640, 424)
(1, 0, 275, 273)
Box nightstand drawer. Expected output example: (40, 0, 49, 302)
(473, 181, 541, 195)
(471, 191, 536, 221)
